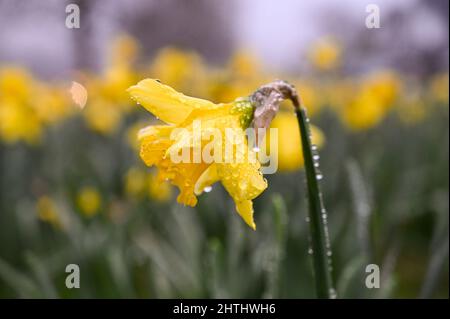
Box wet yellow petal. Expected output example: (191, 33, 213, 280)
(139, 125, 174, 167)
(170, 162, 209, 206)
(235, 200, 256, 230)
(194, 164, 220, 195)
(217, 161, 267, 201)
(216, 143, 267, 229)
(138, 124, 173, 141)
(127, 79, 216, 124)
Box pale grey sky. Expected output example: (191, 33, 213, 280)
(233, 0, 416, 70)
(0, 0, 446, 77)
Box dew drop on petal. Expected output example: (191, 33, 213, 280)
(238, 180, 248, 190)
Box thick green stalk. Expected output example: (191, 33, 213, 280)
(296, 107, 335, 299)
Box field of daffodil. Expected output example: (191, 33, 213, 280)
(0, 35, 448, 298)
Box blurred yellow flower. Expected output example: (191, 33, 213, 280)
(76, 186, 102, 217)
(0, 67, 72, 144)
(397, 95, 426, 125)
(124, 166, 172, 202)
(83, 99, 122, 134)
(430, 72, 449, 104)
(148, 170, 172, 202)
(128, 79, 267, 229)
(309, 37, 341, 71)
(228, 50, 261, 79)
(268, 112, 325, 172)
(0, 100, 42, 144)
(343, 92, 385, 130)
(325, 79, 354, 111)
(150, 47, 206, 95)
(110, 34, 139, 67)
(0, 67, 43, 144)
(208, 50, 268, 103)
(0, 67, 32, 100)
(36, 196, 61, 228)
(341, 70, 401, 130)
(34, 84, 72, 124)
(283, 80, 321, 117)
(364, 70, 401, 107)
(81, 35, 139, 135)
(124, 167, 147, 198)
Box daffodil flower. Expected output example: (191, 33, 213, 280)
(128, 79, 267, 229)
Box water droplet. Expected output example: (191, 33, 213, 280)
(313, 155, 320, 161)
(327, 251, 332, 257)
(305, 216, 310, 223)
(238, 180, 248, 190)
(203, 186, 212, 193)
(316, 174, 323, 180)
(308, 248, 313, 255)
(314, 162, 319, 168)
(253, 146, 261, 153)
(311, 144, 318, 151)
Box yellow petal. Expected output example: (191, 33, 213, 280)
(170, 162, 209, 206)
(127, 79, 216, 124)
(217, 161, 267, 202)
(235, 200, 256, 230)
(139, 125, 174, 167)
(216, 140, 267, 229)
(138, 124, 173, 141)
(194, 164, 220, 195)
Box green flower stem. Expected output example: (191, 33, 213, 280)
(250, 80, 335, 298)
(295, 106, 335, 299)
